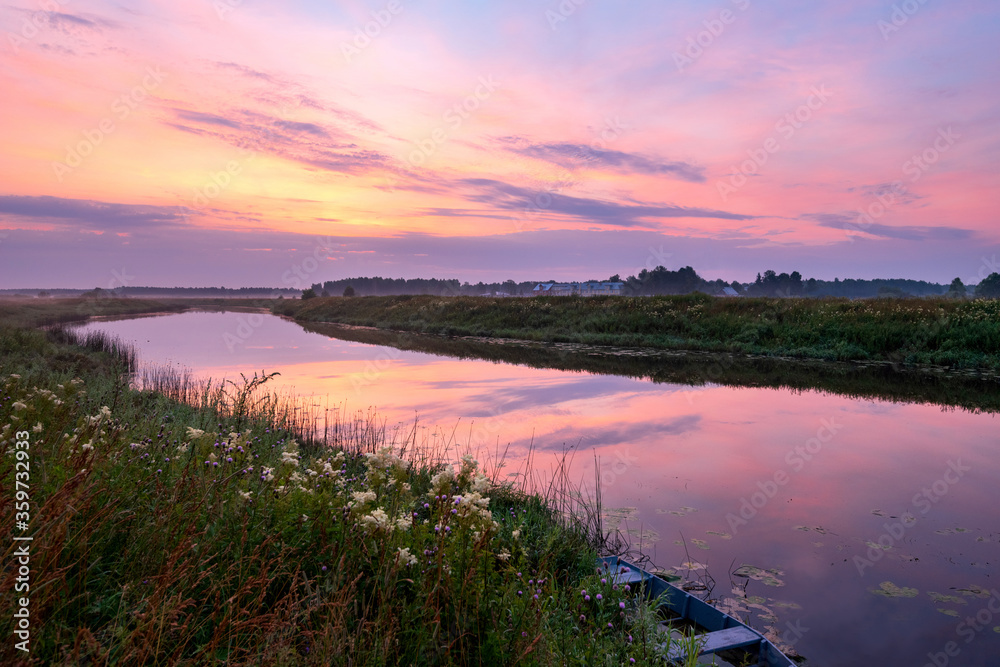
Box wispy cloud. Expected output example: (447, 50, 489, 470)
(0, 195, 188, 232)
(505, 140, 706, 182)
(808, 213, 974, 241)
(459, 178, 753, 227)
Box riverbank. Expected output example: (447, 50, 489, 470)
(299, 321, 1000, 413)
(0, 306, 664, 665)
(282, 294, 1000, 371)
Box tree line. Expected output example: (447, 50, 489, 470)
(309, 269, 1000, 299)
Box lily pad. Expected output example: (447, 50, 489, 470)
(626, 526, 660, 543)
(706, 530, 731, 539)
(677, 561, 706, 571)
(928, 592, 967, 605)
(956, 585, 991, 599)
(938, 608, 960, 617)
(733, 565, 785, 587)
(866, 540, 892, 551)
(690, 538, 710, 550)
(771, 600, 803, 610)
(871, 581, 918, 598)
(603, 507, 638, 529)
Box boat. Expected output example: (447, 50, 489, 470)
(598, 556, 799, 666)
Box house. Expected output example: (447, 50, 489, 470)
(720, 286, 740, 297)
(532, 282, 624, 296)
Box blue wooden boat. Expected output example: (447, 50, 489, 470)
(598, 556, 799, 666)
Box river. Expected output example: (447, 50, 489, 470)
(74, 310, 1000, 666)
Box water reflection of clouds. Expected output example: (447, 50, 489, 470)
(76, 313, 1000, 665)
(536, 414, 703, 452)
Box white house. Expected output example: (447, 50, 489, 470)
(532, 282, 624, 296)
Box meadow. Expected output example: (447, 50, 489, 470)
(283, 294, 1000, 372)
(0, 300, 676, 665)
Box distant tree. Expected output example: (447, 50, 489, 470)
(947, 277, 967, 298)
(730, 281, 742, 294)
(608, 274, 621, 283)
(321, 289, 330, 297)
(37, 290, 50, 298)
(975, 273, 1000, 299)
(343, 286, 356, 297)
(301, 288, 317, 300)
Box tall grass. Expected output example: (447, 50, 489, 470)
(284, 293, 1000, 371)
(0, 319, 667, 665)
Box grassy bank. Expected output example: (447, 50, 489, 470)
(299, 321, 1000, 413)
(0, 311, 671, 664)
(281, 294, 1000, 371)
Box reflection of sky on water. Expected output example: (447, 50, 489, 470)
(77, 311, 1000, 666)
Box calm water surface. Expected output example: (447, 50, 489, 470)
(76, 311, 1000, 666)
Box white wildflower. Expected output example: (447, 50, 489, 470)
(239, 490, 252, 501)
(497, 550, 511, 561)
(429, 467, 455, 496)
(471, 474, 490, 494)
(32, 423, 43, 433)
(186, 427, 205, 441)
(359, 508, 390, 530)
(351, 490, 377, 505)
(396, 547, 418, 567)
(12, 402, 26, 411)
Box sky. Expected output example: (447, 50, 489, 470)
(1, 0, 998, 289)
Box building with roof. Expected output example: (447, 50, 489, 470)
(532, 281, 624, 296)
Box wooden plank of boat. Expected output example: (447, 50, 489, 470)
(598, 556, 798, 667)
(663, 625, 761, 661)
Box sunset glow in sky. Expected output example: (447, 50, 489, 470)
(1, 0, 998, 288)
